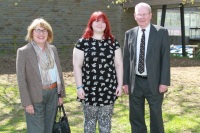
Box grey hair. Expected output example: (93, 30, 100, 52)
(135, 2, 152, 14)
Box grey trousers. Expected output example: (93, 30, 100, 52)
(82, 103, 114, 133)
(129, 76, 164, 133)
(25, 88, 58, 133)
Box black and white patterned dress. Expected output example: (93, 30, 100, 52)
(75, 37, 120, 106)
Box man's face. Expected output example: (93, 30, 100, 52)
(134, 6, 152, 29)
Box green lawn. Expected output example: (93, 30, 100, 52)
(0, 83, 200, 133)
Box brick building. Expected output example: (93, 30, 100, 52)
(1, 0, 200, 48)
(0, 0, 137, 48)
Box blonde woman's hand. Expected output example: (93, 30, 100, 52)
(25, 105, 34, 114)
(58, 97, 63, 105)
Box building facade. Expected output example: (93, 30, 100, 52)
(1, 0, 200, 49)
(0, 0, 137, 48)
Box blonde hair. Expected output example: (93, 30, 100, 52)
(25, 18, 53, 43)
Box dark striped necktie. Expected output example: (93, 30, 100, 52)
(138, 29, 145, 74)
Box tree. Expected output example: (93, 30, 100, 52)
(182, 0, 195, 4)
(112, 0, 195, 4)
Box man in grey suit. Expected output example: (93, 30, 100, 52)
(123, 2, 170, 133)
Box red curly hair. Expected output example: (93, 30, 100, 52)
(82, 11, 114, 41)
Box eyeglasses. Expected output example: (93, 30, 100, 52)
(34, 29, 48, 34)
(136, 13, 150, 17)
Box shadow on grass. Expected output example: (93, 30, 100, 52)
(0, 84, 84, 132)
(0, 84, 200, 133)
(0, 85, 26, 132)
(163, 86, 200, 133)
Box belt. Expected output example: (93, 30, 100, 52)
(136, 74, 147, 79)
(43, 82, 57, 90)
(50, 82, 57, 89)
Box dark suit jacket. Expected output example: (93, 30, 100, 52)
(123, 24, 170, 94)
(16, 43, 66, 107)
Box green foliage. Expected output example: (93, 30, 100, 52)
(194, 49, 200, 59)
(13, 35, 17, 52)
(112, 0, 195, 4)
(182, 0, 195, 4)
(193, 43, 200, 59)
(111, 0, 127, 4)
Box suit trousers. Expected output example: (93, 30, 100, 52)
(25, 88, 58, 133)
(129, 76, 164, 133)
(82, 103, 114, 133)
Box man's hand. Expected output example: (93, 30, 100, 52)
(159, 84, 168, 93)
(123, 85, 129, 94)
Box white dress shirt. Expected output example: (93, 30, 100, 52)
(135, 24, 150, 76)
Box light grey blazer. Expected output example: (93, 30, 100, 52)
(16, 43, 66, 107)
(123, 24, 170, 94)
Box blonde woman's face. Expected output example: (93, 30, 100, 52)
(32, 25, 48, 47)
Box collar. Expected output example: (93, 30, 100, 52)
(138, 23, 151, 33)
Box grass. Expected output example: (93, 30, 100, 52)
(1, 44, 200, 132)
(0, 82, 200, 133)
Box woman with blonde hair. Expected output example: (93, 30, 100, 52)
(16, 18, 65, 133)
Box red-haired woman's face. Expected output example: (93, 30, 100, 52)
(92, 18, 106, 34)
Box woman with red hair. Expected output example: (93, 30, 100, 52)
(73, 11, 123, 132)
